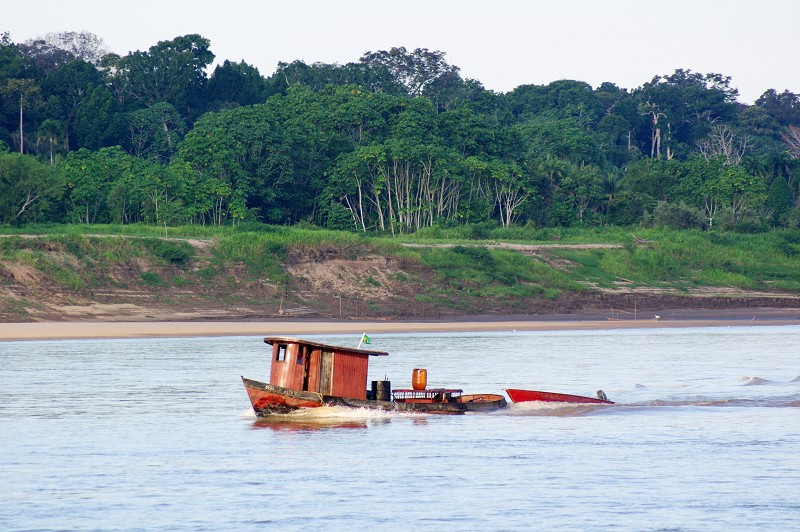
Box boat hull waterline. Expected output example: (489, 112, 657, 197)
(505, 388, 615, 405)
(244, 378, 507, 415)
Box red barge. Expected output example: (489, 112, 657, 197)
(242, 336, 507, 415)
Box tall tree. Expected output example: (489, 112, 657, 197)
(36, 119, 62, 164)
(755, 89, 800, 126)
(360, 47, 460, 97)
(60, 146, 133, 223)
(125, 102, 186, 160)
(783, 125, 800, 159)
(72, 85, 125, 150)
(17, 38, 74, 75)
(175, 124, 249, 225)
(697, 124, 750, 166)
(0, 33, 25, 81)
(40, 59, 104, 151)
(766, 176, 793, 226)
(116, 34, 214, 118)
(675, 158, 766, 228)
(265, 59, 402, 96)
(636, 69, 739, 159)
(0, 152, 62, 224)
(206, 59, 267, 109)
(1, 78, 41, 153)
(41, 31, 108, 65)
(489, 160, 529, 227)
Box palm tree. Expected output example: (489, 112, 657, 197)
(601, 171, 624, 211)
(37, 119, 63, 165)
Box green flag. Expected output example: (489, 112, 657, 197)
(362, 333, 371, 345)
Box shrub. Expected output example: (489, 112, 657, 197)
(785, 207, 800, 230)
(140, 271, 164, 285)
(648, 201, 705, 230)
(140, 238, 193, 265)
(453, 245, 495, 267)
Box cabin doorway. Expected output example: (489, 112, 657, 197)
(319, 350, 334, 395)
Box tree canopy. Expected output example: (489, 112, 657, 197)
(0, 32, 798, 232)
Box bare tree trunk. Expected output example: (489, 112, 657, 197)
(703, 197, 718, 229)
(665, 123, 673, 160)
(16, 192, 39, 220)
(19, 99, 24, 154)
(697, 125, 750, 165)
(783, 125, 800, 159)
(382, 163, 395, 236)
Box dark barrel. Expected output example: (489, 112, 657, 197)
(371, 380, 392, 402)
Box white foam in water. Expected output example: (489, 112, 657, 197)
(257, 405, 428, 421)
(510, 401, 575, 411)
(740, 376, 771, 386)
(505, 401, 612, 417)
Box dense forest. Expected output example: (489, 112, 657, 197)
(1, 31, 799, 233)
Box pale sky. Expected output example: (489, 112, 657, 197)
(6, 0, 799, 104)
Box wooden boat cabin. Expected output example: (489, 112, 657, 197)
(265, 336, 388, 400)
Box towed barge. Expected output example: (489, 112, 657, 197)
(505, 388, 615, 405)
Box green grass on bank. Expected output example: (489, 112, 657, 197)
(544, 230, 800, 292)
(2, 223, 799, 297)
(0, 234, 196, 293)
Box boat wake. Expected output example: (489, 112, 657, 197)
(505, 401, 612, 417)
(626, 396, 800, 408)
(614, 375, 800, 409)
(248, 404, 433, 430)
(739, 375, 800, 387)
(740, 376, 773, 386)
(281, 405, 426, 420)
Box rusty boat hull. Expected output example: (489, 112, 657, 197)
(243, 377, 507, 415)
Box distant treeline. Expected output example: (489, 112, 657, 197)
(1, 31, 799, 232)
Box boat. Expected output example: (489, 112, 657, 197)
(505, 388, 615, 405)
(242, 336, 507, 416)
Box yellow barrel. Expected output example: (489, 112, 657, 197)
(412, 368, 427, 390)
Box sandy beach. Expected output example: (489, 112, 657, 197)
(2, 308, 799, 341)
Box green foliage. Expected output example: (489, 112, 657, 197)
(766, 177, 793, 226)
(453, 245, 495, 267)
(140, 271, 164, 286)
(1, 29, 799, 235)
(125, 102, 187, 160)
(115, 34, 214, 116)
(416, 245, 578, 299)
(139, 238, 193, 264)
(546, 229, 800, 291)
(0, 152, 63, 224)
(1, 296, 30, 318)
(206, 59, 268, 108)
(0, 225, 798, 321)
(646, 201, 706, 230)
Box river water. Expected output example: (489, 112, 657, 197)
(1, 326, 798, 531)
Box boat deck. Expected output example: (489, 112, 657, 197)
(393, 388, 463, 403)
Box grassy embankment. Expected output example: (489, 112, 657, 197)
(1, 223, 799, 320)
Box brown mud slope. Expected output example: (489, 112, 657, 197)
(1, 239, 798, 323)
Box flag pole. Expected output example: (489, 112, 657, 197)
(357, 332, 366, 349)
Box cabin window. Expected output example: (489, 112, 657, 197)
(276, 344, 287, 362)
(297, 346, 305, 365)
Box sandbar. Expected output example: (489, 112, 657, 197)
(2, 310, 799, 342)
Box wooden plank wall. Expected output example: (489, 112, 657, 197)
(330, 351, 370, 399)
